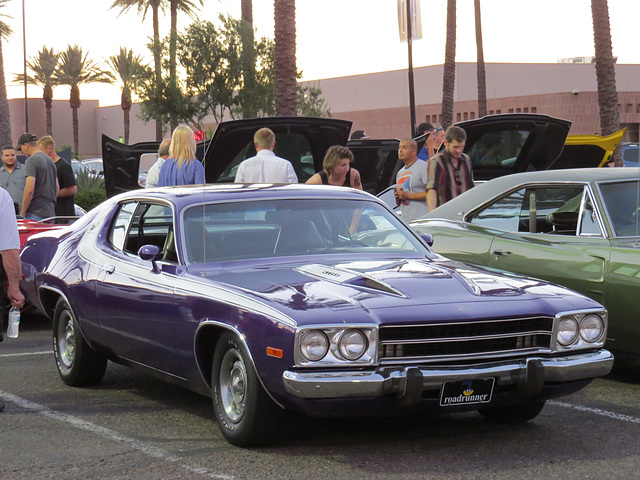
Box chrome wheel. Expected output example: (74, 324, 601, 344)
(219, 348, 247, 424)
(57, 310, 76, 369)
(52, 299, 107, 387)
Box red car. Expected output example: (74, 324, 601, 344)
(18, 219, 68, 249)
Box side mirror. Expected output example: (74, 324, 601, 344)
(139, 244, 161, 273)
(419, 233, 433, 247)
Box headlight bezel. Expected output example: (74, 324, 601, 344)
(554, 310, 607, 350)
(294, 324, 377, 367)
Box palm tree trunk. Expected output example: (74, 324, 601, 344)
(70, 85, 81, 155)
(152, 4, 163, 141)
(122, 90, 132, 144)
(169, 0, 179, 132)
(441, 0, 457, 129)
(274, 0, 297, 116)
(591, 0, 620, 165)
(44, 84, 53, 135)
(591, 1, 619, 132)
(0, 35, 12, 147)
(474, 0, 487, 118)
(241, 0, 256, 118)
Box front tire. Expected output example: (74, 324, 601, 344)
(479, 400, 546, 423)
(53, 299, 107, 386)
(211, 332, 283, 447)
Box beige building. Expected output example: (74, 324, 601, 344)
(9, 62, 640, 158)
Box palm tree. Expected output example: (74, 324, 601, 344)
(274, 0, 297, 116)
(111, 0, 166, 141)
(168, 0, 202, 131)
(474, 0, 487, 118)
(591, 0, 620, 163)
(55, 45, 113, 155)
(240, 0, 257, 118)
(440, 0, 456, 129)
(108, 47, 145, 143)
(14, 47, 59, 136)
(0, 0, 13, 147)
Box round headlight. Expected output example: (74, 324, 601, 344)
(580, 314, 604, 343)
(557, 317, 579, 346)
(338, 329, 367, 361)
(300, 331, 329, 362)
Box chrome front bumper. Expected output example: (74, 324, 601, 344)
(282, 350, 614, 400)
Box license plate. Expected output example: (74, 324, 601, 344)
(439, 378, 495, 406)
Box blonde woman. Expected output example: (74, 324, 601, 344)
(158, 125, 205, 187)
(306, 145, 362, 189)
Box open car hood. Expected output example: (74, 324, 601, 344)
(556, 128, 626, 168)
(204, 117, 351, 184)
(456, 113, 572, 181)
(103, 117, 351, 198)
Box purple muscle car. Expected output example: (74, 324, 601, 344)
(20, 184, 613, 446)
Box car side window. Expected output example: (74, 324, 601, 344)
(109, 202, 175, 261)
(469, 185, 586, 234)
(468, 188, 524, 232)
(109, 202, 137, 251)
(579, 194, 603, 236)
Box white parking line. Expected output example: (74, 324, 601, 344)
(550, 400, 640, 424)
(0, 391, 234, 480)
(0, 350, 51, 358)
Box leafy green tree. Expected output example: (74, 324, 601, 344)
(55, 45, 113, 155)
(110, 0, 166, 141)
(107, 47, 146, 143)
(168, 0, 203, 131)
(0, 0, 13, 146)
(14, 47, 59, 136)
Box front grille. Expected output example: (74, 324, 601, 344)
(379, 317, 554, 363)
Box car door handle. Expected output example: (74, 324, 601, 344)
(491, 250, 511, 256)
(106, 265, 116, 274)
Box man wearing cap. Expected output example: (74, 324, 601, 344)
(16, 133, 58, 220)
(350, 130, 369, 140)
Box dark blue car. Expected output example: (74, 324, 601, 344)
(20, 184, 613, 446)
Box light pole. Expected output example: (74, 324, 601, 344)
(22, 0, 28, 132)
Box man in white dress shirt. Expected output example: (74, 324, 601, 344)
(234, 128, 298, 184)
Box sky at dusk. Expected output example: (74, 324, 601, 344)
(2, 0, 639, 106)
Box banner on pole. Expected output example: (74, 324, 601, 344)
(397, 0, 423, 42)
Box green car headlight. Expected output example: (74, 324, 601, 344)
(557, 317, 579, 346)
(300, 330, 329, 362)
(580, 314, 604, 343)
(337, 329, 368, 361)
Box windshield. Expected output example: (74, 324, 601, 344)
(599, 181, 640, 237)
(182, 198, 428, 263)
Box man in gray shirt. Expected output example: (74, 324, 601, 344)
(16, 133, 58, 220)
(0, 146, 26, 214)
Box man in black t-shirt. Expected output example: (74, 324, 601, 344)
(38, 136, 77, 217)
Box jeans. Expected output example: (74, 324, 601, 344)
(25, 213, 46, 221)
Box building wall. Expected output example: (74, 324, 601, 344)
(9, 97, 100, 158)
(9, 62, 640, 155)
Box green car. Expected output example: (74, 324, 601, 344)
(411, 167, 640, 355)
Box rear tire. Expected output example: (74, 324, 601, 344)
(53, 299, 107, 386)
(479, 400, 546, 423)
(211, 332, 283, 447)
